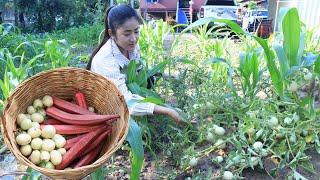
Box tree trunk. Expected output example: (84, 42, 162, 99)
(13, 0, 18, 25)
(38, 12, 43, 32)
(19, 12, 25, 28)
(47, 8, 56, 31)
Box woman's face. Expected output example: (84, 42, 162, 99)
(113, 17, 140, 52)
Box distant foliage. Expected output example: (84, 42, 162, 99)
(11, 0, 109, 32)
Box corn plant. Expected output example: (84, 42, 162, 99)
(126, 59, 168, 102)
(43, 38, 76, 69)
(0, 23, 15, 39)
(239, 51, 260, 98)
(0, 70, 13, 101)
(304, 25, 320, 53)
(315, 55, 320, 75)
(139, 20, 175, 65)
(255, 8, 318, 97)
(0, 49, 43, 103)
(124, 57, 172, 179)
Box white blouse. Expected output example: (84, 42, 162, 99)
(90, 38, 155, 116)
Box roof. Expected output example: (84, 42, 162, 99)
(140, 0, 207, 12)
(194, 0, 207, 11)
(140, 0, 178, 11)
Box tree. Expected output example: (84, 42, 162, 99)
(14, 0, 110, 32)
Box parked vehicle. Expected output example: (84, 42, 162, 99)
(242, 9, 269, 32)
(199, 0, 238, 22)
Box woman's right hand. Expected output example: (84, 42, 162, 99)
(154, 105, 196, 125)
(166, 108, 197, 125)
(166, 108, 184, 124)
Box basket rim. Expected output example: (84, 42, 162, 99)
(0, 67, 130, 178)
(2, 67, 128, 115)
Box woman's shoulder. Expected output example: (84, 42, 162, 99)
(95, 40, 113, 58)
(92, 41, 116, 65)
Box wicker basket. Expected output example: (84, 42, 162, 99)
(0, 67, 129, 179)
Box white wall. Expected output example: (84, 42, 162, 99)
(274, 0, 320, 32)
(296, 0, 320, 30)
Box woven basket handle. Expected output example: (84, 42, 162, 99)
(0, 116, 3, 127)
(0, 116, 5, 137)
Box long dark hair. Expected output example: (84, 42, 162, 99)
(86, 5, 143, 70)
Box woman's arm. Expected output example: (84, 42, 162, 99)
(153, 105, 184, 124)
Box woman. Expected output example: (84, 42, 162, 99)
(87, 5, 187, 124)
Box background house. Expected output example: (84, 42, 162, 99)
(139, 0, 206, 23)
(0, 0, 15, 24)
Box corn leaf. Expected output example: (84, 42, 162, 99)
(126, 119, 144, 180)
(315, 55, 320, 75)
(136, 69, 148, 88)
(184, 17, 246, 36)
(176, 58, 198, 66)
(147, 60, 169, 78)
(90, 167, 106, 180)
(27, 54, 45, 67)
(251, 52, 259, 94)
(254, 37, 283, 96)
(282, 8, 301, 67)
(205, 57, 237, 97)
(140, 87, 162, 99)
(239, 52, 259, 98)
(127, 60, 137, 84)
(0, 71, 12, 100)
(239, 53, 250, 93)
(273, 45, 289, 75)
(22, 167, 42, 180)
(127, 82, 141, 95)
(139, 97, 164, 105)
(297, 31, 305, 65)
(315, 135, 320, 154)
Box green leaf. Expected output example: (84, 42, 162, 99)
(127, 83, 142, 95)
(126, 119, 144, 180)
(140, 87, 162, 99)
(127, 61, 137, 84)
(251, 52, 259, 91)
(239, 52, 260, 97)
(315, 55, 320, 75)
(205, 57, 230, 66)
(90, 167, 106, 180)
(206, 57, 236, 97)
(22, 168, 42, 180)
(282, 8, 301, 67)
(184, 17, 246, 36)
(274, 45, 289, 76)
(27, 54, 45, 67)
(253, 36, 283, 96)
(0, 70, 12, 100)
(297, 31, 305, 65)
(136, 69, 148, 88)
(147, 60, 169, 77)
(175, 58, 198, 66)
(299, 161, 315, 174)
(315, 135, 320, 154)
(289, 170, 308, 180)
(139, 97, 164, 105)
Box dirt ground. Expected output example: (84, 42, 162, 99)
(102, 148, 320, 180)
